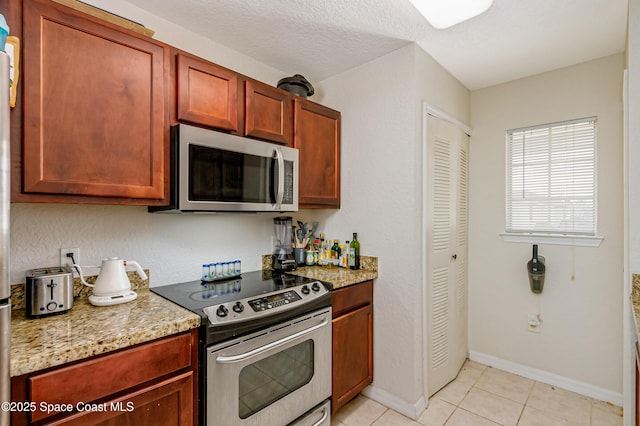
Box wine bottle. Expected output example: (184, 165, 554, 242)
(349, 233, 360, 270)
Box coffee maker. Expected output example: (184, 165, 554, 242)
(272, 216, 296, 272)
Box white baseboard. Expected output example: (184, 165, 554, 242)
(469, 351, 623, 407)
(361, 385, 427, 421)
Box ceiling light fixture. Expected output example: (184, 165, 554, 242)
(409, 0, 493, 29)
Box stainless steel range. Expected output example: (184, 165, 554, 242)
(152, 270, 332, 426)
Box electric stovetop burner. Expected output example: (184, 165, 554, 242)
(151, 270, 332, 345)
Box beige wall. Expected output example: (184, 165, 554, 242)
(469, 54, 624, 399)
(625, 0, 640, 421)
(628, 0, 640, 271)
(317, 43, 470, 417)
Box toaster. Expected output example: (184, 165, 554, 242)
(26, 266, 74, 318)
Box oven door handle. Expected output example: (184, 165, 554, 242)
(215, 318, 329, 364)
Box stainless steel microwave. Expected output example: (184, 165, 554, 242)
(150, 124, 298, 213)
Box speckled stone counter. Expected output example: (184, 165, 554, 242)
(631, 274, 640, 339)
(10, 274, 200, 377)
(289, 266, 377, 289)
(262, 255, 378, 289)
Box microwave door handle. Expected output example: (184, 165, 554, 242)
(273, 148, 285, 209)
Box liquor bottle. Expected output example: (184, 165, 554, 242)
(332, 240, 340, 259)
(319, 238, 330, 265)
(349, 233, 360, 270)
(339, 244, 347, 267)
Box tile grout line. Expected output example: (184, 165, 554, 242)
(339, 359, 619, 426)
(371, 407, 389, 425)
(443, 363, 529, 426)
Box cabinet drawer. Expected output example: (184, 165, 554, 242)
(29, 333, 192, 422)
(331, 280, 373, 318)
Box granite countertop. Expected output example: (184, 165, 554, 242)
(264, 255, 378, 289)
(289, 266, 378, 289)
(11, 257, 379, 377)
(631, 274, 640, 342)
(10, 274, 200, 377)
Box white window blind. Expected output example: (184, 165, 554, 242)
(506, 117, 597, 236)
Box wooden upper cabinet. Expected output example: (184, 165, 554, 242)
(294, 98, 341, 208)
(21, 0, 167, 202)
(245, 79, 293, 146)
(177, 53, 240, 132)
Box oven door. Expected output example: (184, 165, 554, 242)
(206, 308, 331, 426)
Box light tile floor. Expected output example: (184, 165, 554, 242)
(332, 360, 623, 426)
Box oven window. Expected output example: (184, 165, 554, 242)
(238, 340, 314, 419)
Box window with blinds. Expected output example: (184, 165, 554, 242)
(506, 117, 597, 236)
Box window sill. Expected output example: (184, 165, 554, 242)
(500, 233, 603, 247)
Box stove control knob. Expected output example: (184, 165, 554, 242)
(216, 305, 229, 317)
(232, 302, 244, 313)
(311, 282, 321, 292)
(301, 285, 310, 295)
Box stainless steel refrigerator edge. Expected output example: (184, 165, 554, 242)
(0, 51, 11, 426)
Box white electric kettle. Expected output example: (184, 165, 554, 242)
(74, 257, 148, 306)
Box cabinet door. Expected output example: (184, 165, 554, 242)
(332, 303, 373, 413)
(245, 80, 293, 145)
(22, 0, 166, 200)
(294, 98, 341, 208)
(177, 53, 239, 132)
(46, 372, 194, 426)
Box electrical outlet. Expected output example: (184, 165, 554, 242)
(60, 248, 80, 267)
(527, 313, 541, 333)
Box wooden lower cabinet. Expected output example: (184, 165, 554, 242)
(46, 372, 193, 426)
(331, 280, 373, 413)
(11, 330, 198, 426)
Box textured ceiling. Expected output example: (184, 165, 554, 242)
(125, 0, 628, 90)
